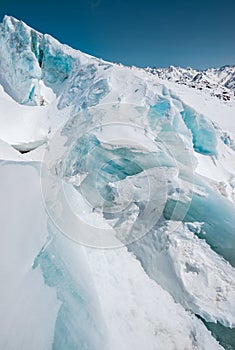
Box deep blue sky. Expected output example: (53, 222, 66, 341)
(0, 0, 234, 69)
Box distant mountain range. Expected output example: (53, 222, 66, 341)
(145, 65, 235, 101)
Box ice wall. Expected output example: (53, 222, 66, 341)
(0, 16, 76, 105)
(0, 16, 41, 104)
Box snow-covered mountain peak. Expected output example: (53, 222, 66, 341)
(145, 65, 235, 101)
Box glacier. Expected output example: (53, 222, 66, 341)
(0, 15, 235, 350)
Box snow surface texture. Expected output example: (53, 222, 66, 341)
(0, 15, 235, 350)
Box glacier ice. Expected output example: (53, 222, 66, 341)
(0, 16, 41, 104)
(180, 104, 217, 156)
(40, 35, 73, 87)
(33, 221, 108, 350)
(0, 15, 235, 350)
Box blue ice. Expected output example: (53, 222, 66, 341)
(180, 105, 217, 156)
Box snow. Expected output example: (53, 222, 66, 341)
(0, 15, 234, 350)
(0, 84, 50, 146)
(0, 161, 223, 350)
(0, 162, 60, 349)
(128, 220, 235, 328)
(159, 79, 235, 133)
(145, 65, 235, 101)
(86, 246, 223, 350)
(0, 138, 25, 161)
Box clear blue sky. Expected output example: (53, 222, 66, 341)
(0, 0, 234, 69)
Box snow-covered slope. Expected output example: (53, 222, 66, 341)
(0, 15, 235, 350)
